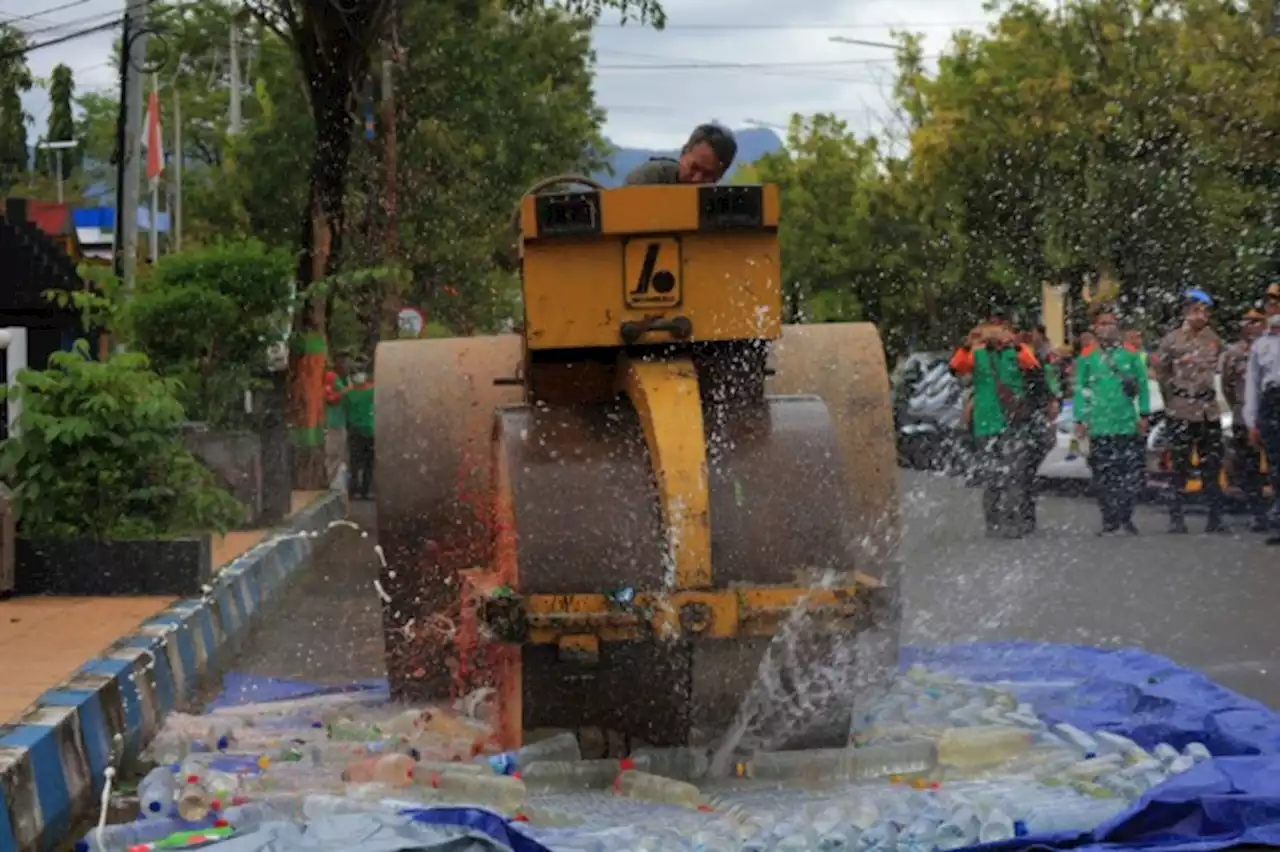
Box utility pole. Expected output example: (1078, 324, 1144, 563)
(114, 0, 150, 295)
(378, 49, 399, 349)
(38, 141, 77, 204)
(173, 86, 182, 250)
(229, 11, 242, 134)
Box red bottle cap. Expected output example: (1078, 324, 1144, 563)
(214, 820, 229, 828)
(619, 759, 634, 771)
(186, 775, 199, 784)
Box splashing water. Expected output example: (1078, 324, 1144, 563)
(707, 571, 902, 778)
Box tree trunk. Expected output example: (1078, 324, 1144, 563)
(288, 52, 357, 490)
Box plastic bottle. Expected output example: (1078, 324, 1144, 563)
(935, 805, 980, 850)
(1184, 743, 1212, 763)
(613, 771, 704, 809)
(78, 817, 216, 852)
(486, 735, 576, 775)
(175, 776, 215, 822)
(979, 808, 1016, 843)
(856, 819, 898, 852)
(341, 753, 416, 786)
(628, 747, 708, 781)
(219, 802, 288, 832)
(138, 767, 178, 819)
(520, 759, 625, 791)
(937, 727, 1031, 768)
(1052, 724, 1100, 757)
(899, 816, 939, 852)
(418, 771, 526, 814)
(1021, 799, 1126, 835)
(327, 720, 383, 741)
(1153, 743, 1180, 764)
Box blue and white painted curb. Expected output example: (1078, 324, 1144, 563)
(0, 491, 348, 852)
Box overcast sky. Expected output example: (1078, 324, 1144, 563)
(10, 0, 1003, 152)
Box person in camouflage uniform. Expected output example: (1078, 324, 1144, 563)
(624, 124, 739, 186)
(1221, 307, 1269, 532)
(1153, 288, 1227, 533)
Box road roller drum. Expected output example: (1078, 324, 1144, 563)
(375, 176, 900, 757)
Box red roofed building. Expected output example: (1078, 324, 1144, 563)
(18, 199, 82, 263)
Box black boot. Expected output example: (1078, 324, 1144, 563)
(1168, 511, 1188, 534)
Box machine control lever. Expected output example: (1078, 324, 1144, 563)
(620, 315, 693, 345)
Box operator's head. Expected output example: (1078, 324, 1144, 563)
(1242, 307, 1266, 342)
(679, 124, 738, 184)
(1123, 328, 1143, 350)
(1182, 288, 1212, 331)
(1267, 283, 1280, 321)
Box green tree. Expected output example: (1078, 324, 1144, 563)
(36, 64, 77, 179)
(0, 24, 32, 189)
(345, 1, 613, 340)
(129, 241, 295, 427)
(242, 0, 665, 487)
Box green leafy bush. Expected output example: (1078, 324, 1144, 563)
(0, 342, 245, 540)
(130, 240, 294, 427)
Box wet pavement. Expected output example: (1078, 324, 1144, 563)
(900, 471, 1280, 707)
(207, 475, 1280, 713)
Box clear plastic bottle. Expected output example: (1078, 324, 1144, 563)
(899, 816, 939, 852)
(418, 771, 526, 814)
(1052, 724, 1100, 757)
(935, 805, 980, 850)
(613, 771, 704, 809)
(176, 775, 214, 822)
(342, 753, 416, 786)
(629, 747, 708, 781)
(220, 802, 289, 831)
(1022, 799, 1126, 835)
(856, 819, 899, 852)
(328, 720, 384, 741)
(520, 759, 624, 791)
(1153, 743, 1180, 764)
(978, 808, 1016, 843)
(937, 727, 1031, 769)
(78, 816, 215, 852)
(137, 767, 178, 819)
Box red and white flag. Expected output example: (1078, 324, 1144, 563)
(143, 77, 164, 187)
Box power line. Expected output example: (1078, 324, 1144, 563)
(17, 9, 120, 38)
(0, 0, 93, 26)
(593, 21, 988, 30)
(596, 58, 902, 70)
(0, 17, 119, 61)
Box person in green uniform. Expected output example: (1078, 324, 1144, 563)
(623, 124, 738, 186)
(1073, 304, 1151, 535)
(1016, 335, 1063, 534)
(956, 323, 1044, 537)
(342, 358, 376, 501)
(324, 357, 349, 489)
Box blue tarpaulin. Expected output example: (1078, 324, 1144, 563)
(205, 643, 1280, 852)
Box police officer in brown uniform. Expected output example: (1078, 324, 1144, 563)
(1221, 307, 1270, 532)
(1154, 288, 1227, 533)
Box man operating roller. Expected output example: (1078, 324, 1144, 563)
(624, 124, 739, 186)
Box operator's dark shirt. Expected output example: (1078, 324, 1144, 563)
(624, 157, 680, 185)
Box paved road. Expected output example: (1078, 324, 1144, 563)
(899, 470, 1280, 706)
(209, 475, 1280, 710)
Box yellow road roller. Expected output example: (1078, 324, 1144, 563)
(375, 176, 901, 755)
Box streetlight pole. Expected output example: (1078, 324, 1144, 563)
(37, 140, 77, 204)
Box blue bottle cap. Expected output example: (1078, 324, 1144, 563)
(1014, 821, 1028, 837)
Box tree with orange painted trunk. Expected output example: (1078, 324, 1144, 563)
(242, 0, 666, 486)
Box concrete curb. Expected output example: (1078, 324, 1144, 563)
(0, 491, 348, 852)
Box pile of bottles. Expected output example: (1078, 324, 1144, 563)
(76, 667, 1214, 852)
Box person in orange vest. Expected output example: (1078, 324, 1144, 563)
(950, 320, 1046, 537)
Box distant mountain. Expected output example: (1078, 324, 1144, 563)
(591, 126, 785, 187)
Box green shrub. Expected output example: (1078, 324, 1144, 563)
(130, 240, 294, 427)
(0, 342, 245, 540)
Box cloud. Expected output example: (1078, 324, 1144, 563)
(16, 0, 1000, 149)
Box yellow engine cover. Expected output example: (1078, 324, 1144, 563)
(517, 184, 782, 350)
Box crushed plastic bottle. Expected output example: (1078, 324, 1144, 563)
(417, 769, 526, 814)
(137, 767, 178, 819)
(614, 771, 705, 809)
(937, 727, 1031, 769)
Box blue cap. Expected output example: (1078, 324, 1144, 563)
(1183, 288, 1213, 306)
